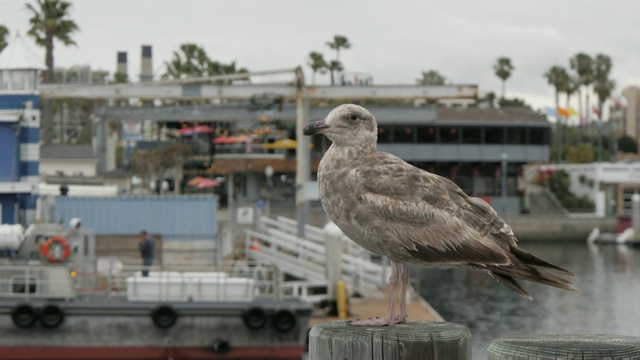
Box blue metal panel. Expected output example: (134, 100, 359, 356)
(54, 195, 218, 240)
(0, 194, 16, 223)
(18, 194, 38, 210)
(18, 127, 39, 144)
(19, 161, 38, 177)
(0, 123, 18, 181)
(0, 94, 40, 110)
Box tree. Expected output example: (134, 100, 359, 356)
(493, 57, 514, 98)
(544, 65, 569, 162)
(593, 53, 615, 117)
(592, 53, 616, 162)
(326, 35, 351, 61)
(0, 25, 9, 53)
(307, 51, 327, 85)
(416, 70, 446, 85)
(163, 43, 209, 79)
(618, 135, 638, 154)
(327, 60, 343, 86)
(163, 43, 249, 84)
(25, 0, 79, 83)
(569, 53, 594, 123)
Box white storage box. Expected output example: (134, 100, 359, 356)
(190, 277, 255, 302)
(126, 276, 191, 302)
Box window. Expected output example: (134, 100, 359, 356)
(506, 128, 525, 144)
(461, 127, 482, 144)
(378, 126, 391, 143)
(529, 128, 546, 145)
(416, 126, 436, 143)
(439, 126, 459, 143)
(11, 275, 37, 294)
(485, 128, 504, 144)
(393, 126, 415, 143)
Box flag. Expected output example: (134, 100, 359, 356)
(544, 107, 557, 117)
(557, 106, 569, 117)
(592, 106, 601, 119)
(568, 107, 579, 116)
(613, 95, 627, 108)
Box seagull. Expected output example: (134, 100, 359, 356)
(303, 104, 575, 327)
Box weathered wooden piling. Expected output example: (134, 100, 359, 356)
(487, 334, 640, 360)
(308, 320, 471, 360)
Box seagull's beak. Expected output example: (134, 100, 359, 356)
(303, 120, 331, 136)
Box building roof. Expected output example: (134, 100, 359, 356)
(40, 144, 96, 160)
(0, 33, 45, 70)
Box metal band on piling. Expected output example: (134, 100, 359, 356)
(309, 320, 471, 360)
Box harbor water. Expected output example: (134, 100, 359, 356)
(416, 242, 640, 359)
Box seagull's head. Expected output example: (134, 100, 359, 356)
(303, 104, 378, 146)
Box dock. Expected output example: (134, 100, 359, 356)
(308, 287, 442, 328)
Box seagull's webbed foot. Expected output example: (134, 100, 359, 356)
(348, 316, 404, 327)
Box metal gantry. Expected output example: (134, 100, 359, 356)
(39, 67, 478, 236)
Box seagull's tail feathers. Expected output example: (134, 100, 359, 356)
(509, 246, 575, 276)
(473, 247, 577, 300)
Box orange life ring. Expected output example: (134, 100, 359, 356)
(40, 236, 71, 263)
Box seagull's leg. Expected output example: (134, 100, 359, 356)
(349, 261, 401, 326)
(396, 264, 410, 323)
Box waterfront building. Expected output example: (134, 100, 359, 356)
(0, 34, 42, 224)
(215, 105, 551, 214)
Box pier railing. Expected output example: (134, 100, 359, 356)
(245, 216, 387, 297)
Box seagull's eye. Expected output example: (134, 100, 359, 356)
(348, 113, 359, 122)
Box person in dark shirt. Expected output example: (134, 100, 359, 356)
(138, 230, 155, 277)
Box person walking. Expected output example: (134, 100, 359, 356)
(138, 230, 155, 277)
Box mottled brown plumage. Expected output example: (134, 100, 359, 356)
(303, 104, 575, 326)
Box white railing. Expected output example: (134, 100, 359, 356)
(246, 216, 387, 295)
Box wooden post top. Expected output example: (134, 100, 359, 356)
(309, 320, 471, 360)
(488, 334, 640, 359)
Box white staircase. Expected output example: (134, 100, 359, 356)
(245, 216, 387, 296)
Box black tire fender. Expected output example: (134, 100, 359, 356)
(11, 304, 38, 328)
(242, 306, 268, 330)
(39, 304, 65, 329)
(272, 309, 296, 333)
(151, 305, 178, 329)
(212, 340, 231, 354)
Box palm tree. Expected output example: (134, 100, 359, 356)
(26, 0, 79, 83)
(307, 51, 327, 85)
(544, 65, 569, 163)
(416, 70, 447, 85)
(570, 53, 594, 123)
(163, 43, 209, 79)
(327, 60, 344, 86)
(493, 57, 514, 98)
(593, 53, 616, 161)
(0, 25, 9, 53)
(326, 35, 351, 61)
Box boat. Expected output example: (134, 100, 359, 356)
(0, 223, 311, 360)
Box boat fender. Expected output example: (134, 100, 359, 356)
(40, 236, 71, 263)
(242, 307, 268, 330)
(11, 304, 38, 328)
(39, 304, 65, 329)
(272, 309, 296, 333)
(151, 305, 178, 329)
(212, 340, 231, 354)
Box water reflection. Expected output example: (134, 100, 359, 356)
(415, 243, 640, 360)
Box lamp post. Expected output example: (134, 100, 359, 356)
(501, 153, 508, 215)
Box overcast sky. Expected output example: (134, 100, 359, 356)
(2, 0, 639, 111)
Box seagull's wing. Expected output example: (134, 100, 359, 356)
(355, 152, 513, 265)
